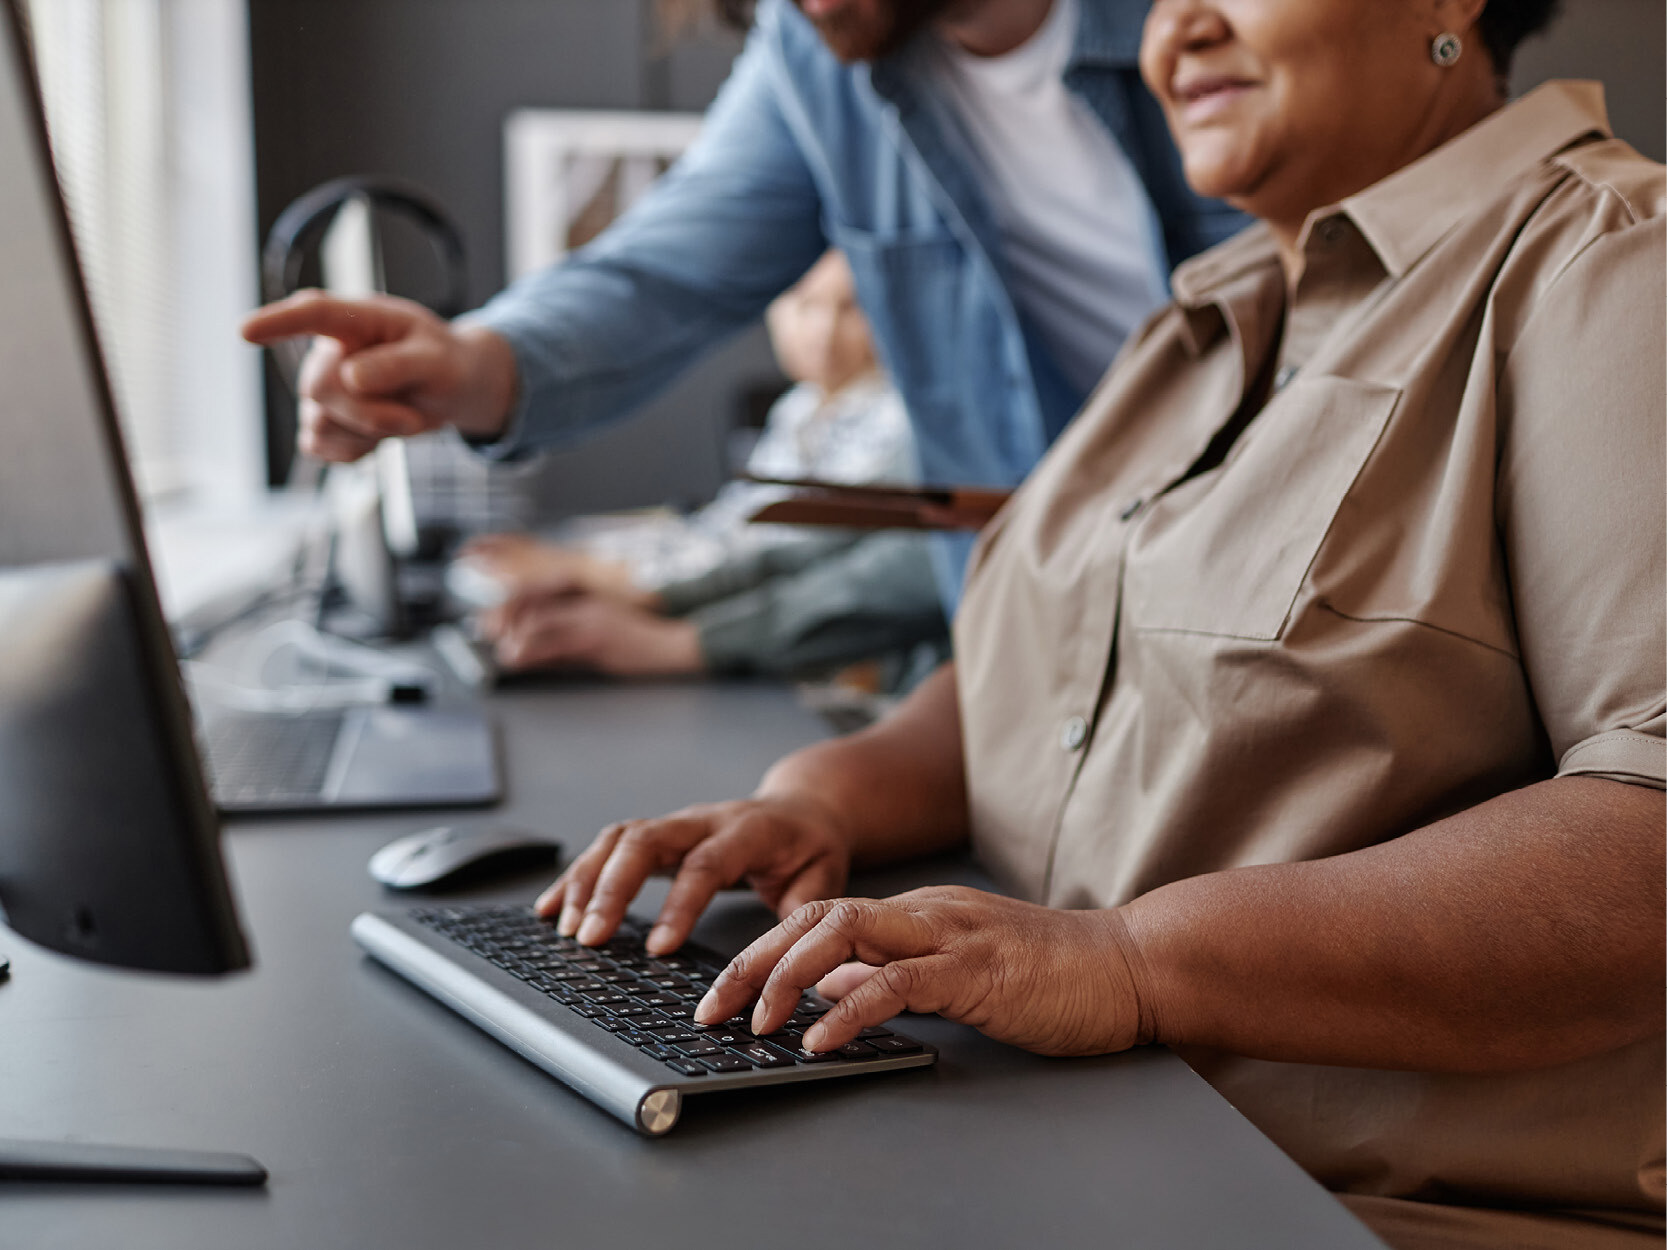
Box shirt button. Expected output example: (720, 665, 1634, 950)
(1274, 364, 1299, 391)
(1060, 716, 1088, 752)
(1316, 217, 1346, 245)
(1119, 498, 1143, 521)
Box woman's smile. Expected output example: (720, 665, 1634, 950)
(1169, 73, 1259, 125)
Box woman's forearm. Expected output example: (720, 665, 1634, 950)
(1120, 776, 1665, 1072)
(757, 662, 970, 867)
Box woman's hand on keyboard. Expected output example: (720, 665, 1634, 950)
(535, 794, 853, 956)
(696, 888, 1153, 1057)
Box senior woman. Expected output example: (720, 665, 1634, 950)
(537, 0, 1665, 1244)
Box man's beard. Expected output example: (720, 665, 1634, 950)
(799, 0, 957, 62)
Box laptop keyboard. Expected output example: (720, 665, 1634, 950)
(203, 711, 344, 805)
(410, 903, 929, 1074)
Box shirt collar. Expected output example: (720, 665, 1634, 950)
(1169, 224, 1280, 352)
(1339, 80, 1611, 278)
(1167, 79, 1612, 343)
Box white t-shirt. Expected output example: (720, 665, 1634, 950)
(929, 0, 1168, 395)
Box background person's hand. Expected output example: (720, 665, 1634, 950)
(695, 887, 1152, 1057)
(535, 794, 855, 955)
(461, 534, 648, 605)
(480, 593, 701, 676)
(240, 290, 518, 462)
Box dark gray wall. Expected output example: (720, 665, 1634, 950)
(248, 0, 1665, 507)
(1513, 0, 1665, 162)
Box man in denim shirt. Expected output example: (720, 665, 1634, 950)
(245, 0, 1245, 604)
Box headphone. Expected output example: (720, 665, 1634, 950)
(261, 175, 468, 316)
(261, 177, 469, 396)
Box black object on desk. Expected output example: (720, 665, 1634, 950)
(0, 5, 262, 1186)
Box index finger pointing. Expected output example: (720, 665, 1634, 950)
(241, 291, 413, 352)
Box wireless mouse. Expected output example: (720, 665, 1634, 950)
(369, 824, 561, 891)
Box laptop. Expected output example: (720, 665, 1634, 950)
(201, 702, 501, 815)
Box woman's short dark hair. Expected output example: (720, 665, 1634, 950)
(1476, 0, 1562, 75)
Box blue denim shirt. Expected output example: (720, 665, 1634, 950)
(470, 0, 1248, 603)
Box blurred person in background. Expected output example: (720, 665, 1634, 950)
(243, 0, 1248, 611)
(462, 251, 947, 687)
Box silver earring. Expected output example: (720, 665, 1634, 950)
(1430, 32, 1462, 67)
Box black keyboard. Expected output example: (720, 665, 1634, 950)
(351, 903, 937, 1134)
(202, 711, 343, 805)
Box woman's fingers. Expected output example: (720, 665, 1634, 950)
(803, 955, 961, 1052)
(814, 960, 881, 1001)
(649, 828, 771, 955)
(771, 855, 849, 919)
(576, 815, 725, 946)
(534, 822, 625, 932)
(751, 901, 934, 1035)
(696, 899, 933, 1034)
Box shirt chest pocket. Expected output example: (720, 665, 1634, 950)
(1123, 375, 1401, 641)
(824, 223, 967, 378)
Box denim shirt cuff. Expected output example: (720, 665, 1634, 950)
(452, 307, 542, 463)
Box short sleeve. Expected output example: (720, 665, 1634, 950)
(1496, 214, 1666, 788)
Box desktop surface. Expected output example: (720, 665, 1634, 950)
(0, 680, 1385, 1249)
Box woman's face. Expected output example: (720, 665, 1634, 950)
(1141, 0, 1487, 229)
(767, 253, 877, 394)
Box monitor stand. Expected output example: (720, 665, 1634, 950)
(0, 1138, 267, 1185)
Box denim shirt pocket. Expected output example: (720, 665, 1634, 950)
(1123, 375, 1401, 642)
(825, 221, 967, 394)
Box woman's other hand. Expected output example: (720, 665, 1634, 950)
(535, 794, 854, 956)
(481, 593, 700, 675)
(696, 888, 1152, 1057)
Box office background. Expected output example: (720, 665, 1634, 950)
(243, 0, 1663, 510)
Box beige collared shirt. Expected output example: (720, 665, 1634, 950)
(956, 83, 1665, 1244)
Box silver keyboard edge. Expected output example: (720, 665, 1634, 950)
(350, 911, 659, 1132)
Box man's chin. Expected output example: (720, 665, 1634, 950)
(799, 0, 954, 63)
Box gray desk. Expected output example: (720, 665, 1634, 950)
(0, 680, 1384, 1249)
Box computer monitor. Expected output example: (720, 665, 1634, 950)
(0, 0, 262, 1184)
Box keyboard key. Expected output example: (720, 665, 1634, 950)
(837, 1040, 880, 1060)
(867, 1035, 924, 1055)
(857, 1026, 893, 1039)
(675, 1041, 724, 1057)
(732, 1041, 796, 1069)
(699, 1054, 754, 1073)
(664, 1058, 707, 1077)
(638, 1043, 675, 1061)
(794, 1048, 844, 1064)
(697, 1029, 754, 1048)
